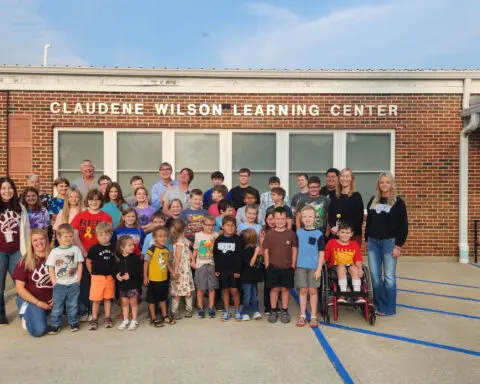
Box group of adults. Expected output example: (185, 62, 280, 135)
(0, 158, 408, 332)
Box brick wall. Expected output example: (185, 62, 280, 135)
(0, 90, 473, 258)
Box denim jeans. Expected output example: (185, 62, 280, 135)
(242, 284, 259, 315)
(22, 301, 48, 337)
(0, 250, 22, 321)
(367, 238, 397, 315)
(51, 282, 80, 327)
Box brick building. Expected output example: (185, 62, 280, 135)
(1, 67, 479, 260)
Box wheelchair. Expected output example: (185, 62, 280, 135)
(319, 263, 376, 326)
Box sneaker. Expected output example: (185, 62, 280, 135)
(296, 315, 307, 327)
(242, 314, 250, 321)
(327, 298, 334, 306)
(208, 308, 216, 318)
(79, 313, 89, 322)
(117, 319, 130, 331)
(47, 325, 60, 335)
(197, 308, 205, 319)
(88, 320, 98, 331)
(104, 317, 113, 329)
(280, 310, 290, 324)
(355, 297, 366, 304)
(253, 312, 262, 320)
(221, 309, 231, 322)
(235, 309, 242, 321)
(70, 323, 80, 332)
(128, 320, 139, 331)
(268, 310, 278, 324)
(309, 316, 319, 328)
(21, 317, 27, 330)
(264, 308, 271, 315)
(185, 311, 193, 318)
(337, 296, 347, 304)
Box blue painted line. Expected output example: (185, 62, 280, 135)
(469, 263, 480, 269)
(397, 304, 480, 320)
(398, 289, 480, 303)
(397, 276, 480, 289)
(322, 322, 480, 357)
(290, 289, 355, 384)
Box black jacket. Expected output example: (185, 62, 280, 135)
(241, 247, 264, 284)
(115, 253, 143, 291)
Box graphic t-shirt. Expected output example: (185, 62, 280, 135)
(27, 208, 50, 230)
(46, 245, 84, 285)
(71, 210, 112, 252)
(179, 208, 209, 242)
(0, 208, 21, 253)
(87, 243, 116, 276)
(296, 195, 330, 233)
(135, 205, 156, 227)
(13, 259, 53, 302)
(145, 245, 170, 282)
(194, 231, 218, 268)
(112, 226, 145, 256)
(324, 239, 363, 267)
(213, 235, 243, 274)
(48, 197, 65, 216)
(262, 229, 298, 269)
(296, 228, 325, 269)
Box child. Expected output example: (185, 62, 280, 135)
(236, 188, 258, 226)
(141, 211, 168, 255)
(240, 228, 263, 321)
(53, 187, 83, 231)
(102, 182, 128, 229)
(144, 226, 175, 327)
(213, 216, 243, 321)
(324, 222, 364, 304)
(266, 187, 294, 229)
(215, 199, 234, 233)
(193, 215, 219, 318)
(165, 199, 183, 229)
(46, 223, 84, 333)
(208, 185, 236, 218)
(86, 222, 116, 330)
(48, 177, 70, 220)
(113, 208, 145, 257)
(22, 187, 50, 231)
(263, 207, 298, 324)
(134, 187, 156, 233)
(203, 171, 232, 209)
(260, 210, 275, 314)
(170, 219, 195, 319)
(179, 189, 208, 244)
(115, 235, 143, 331)
(295, 206, 325, 328)
(126, 175, 144, 207)
(259, 176, 289, 225)
(237, 204, 262, 237)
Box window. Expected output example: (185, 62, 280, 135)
(58, 131, 104, 182)
(117, 132, 162, 194)
(232, 133, 276, 194)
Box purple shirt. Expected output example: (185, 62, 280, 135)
(135, 205, 157, 227)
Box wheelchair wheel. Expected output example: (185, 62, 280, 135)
(319, 264, 330, 316)
(369, 313, 376, 326)
(362, 264, 374, 304)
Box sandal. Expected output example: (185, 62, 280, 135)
(163, 316, 176, 325)
(150, 318, 164, 328)
(296, 315, 307, 327)
(309, 316, 319, 328)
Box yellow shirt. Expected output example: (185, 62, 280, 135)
(145, 245, 169, 282)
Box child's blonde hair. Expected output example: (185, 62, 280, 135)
(170, 219, 186, 244)
(95, 221, 113, 236)
(300, 205, 317, 216)
(56, 223, 74, 237)
(61, 187, 83, 224)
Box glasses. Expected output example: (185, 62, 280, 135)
(160, 168, 172, 171)
(88, 198, 101, 202)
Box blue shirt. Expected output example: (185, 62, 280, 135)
(296, 228, 325, 269)
(48, 197, 64, 215)
(215, 216, 223, 233)
(237, 222, 262, 238)
(151, 179, 179, 210)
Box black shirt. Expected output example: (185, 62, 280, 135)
(229, 186, 261, 210)
(320, 186, 336, 201)
(241, 247, 264, 284)
(116, 253, 143, 290)
(213, 235, 243, 274)
(327, 192, 364, 237)
(87, 243, 116, 276)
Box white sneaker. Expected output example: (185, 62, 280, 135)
(128, 320, 139, 331)
(253, 312, 262, 320)
(117, 319, 130, 331)
(241, 314, 250, 321)
(22, 317, 27, 330)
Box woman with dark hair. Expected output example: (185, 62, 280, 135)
(0, 176, 30, 325)
(102, 182, 128, 228)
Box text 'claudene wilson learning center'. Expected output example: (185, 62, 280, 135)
(1, 67, 480, 261)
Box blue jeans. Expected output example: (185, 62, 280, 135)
(23, 301, 48, 337)
(51, 282, 80, 327)
(0, 250, 22, 321)
(242, 284, 259, 315)
(367, 238, 397, 315)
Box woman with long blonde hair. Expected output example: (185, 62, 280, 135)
(365, 172, 408, 316)
(13, 229, 53, 336)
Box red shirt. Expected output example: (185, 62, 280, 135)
(13, 258, 53, 302)
(208, 203, 236, 218)
(324, 239, 363, 267)
(71, 210, 112, 252)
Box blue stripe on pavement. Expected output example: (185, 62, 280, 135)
(469, 263, 480, 269)
(397, 304, 480, 320)
(397, 276, 480, 289)
(398, 289, 480, 303)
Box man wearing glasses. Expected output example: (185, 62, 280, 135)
(151, 162, 179, 211)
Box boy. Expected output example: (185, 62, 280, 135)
(203, 171, 232, 209)
(208, 185, 236, 218)
(324, 222, 364, 304)
(295, 176, 330, 235)
(215, 199, 234, 233)
(265, 187, 294, 228)
(295, 206, 325, 328)
(141, 211, 168, 254)
(144, 226, 175, 327)
(193, 215, 219, 318)
(259, 176, 289, 226)
(86, 222, 116, 330)
(230, 168, 261, 210)
(126, 175, 144, 207)
(213, 216, 243, 321)
(263, 207, 298, 324)
(236, 188, 258, 226)
(46, 223, 84, 333)
(179, 189, 209, 244)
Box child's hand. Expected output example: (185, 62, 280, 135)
(357, 267, 364, 278)
(215, 272, 220, 277)
(331, 226, 338, 235)
(143, 277, 149, 286)
(313, 269, 321, 280)
(233, 273, 240, 279)
(116, 273, 122, 281)
(123, 273, 130, 281)
(190, 261, 196, 269)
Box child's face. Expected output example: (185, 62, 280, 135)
(202, 219, 215, 234)
(245, 208, 257, 223)
(269, 182, 280, 191)
(212, 177, 223, 186)
(301, 209, 316, 228)
(122, 239, 135, 255)
(135, 188, 148, 203)
(108, 187, 118, 201)
(97, 231, 112, 245)
(170, 201, 182, 216)
(152, 217, 165, 227)
(131, 179, 143, 191)
(88, 196, 102, 211)
(338, 228, 353, 243)
(57, 183, 69, 197)
(222, 221, 236, 236)
(266, 214, 275, 229)
(271, 192, 282, 204)
(190, 194, 203, 209)
(273, 212, 287, 229)
(222, 206, 234, 216)
(25, 191, 38, 207)
(154, 231, 168, 247)
(124, 212, 136, 226)
(243, 193, 256, 205)
(212, 190, 222, 202)
(57, 231, 73, 247)
(68, 192, 80, 206)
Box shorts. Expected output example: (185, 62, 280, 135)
(195, 264, 219, 291)
(295, 268, 321, 289)
(219, 272, 241, 289)
(119, 288, 140, 299)
(266, 265, 294, 289)
(146, 280, 169, 303)
(89, 275, 115, 301)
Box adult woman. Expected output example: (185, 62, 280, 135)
(102, 182, 128, 228)
(13, 229, 53, 336)
(365, 172, 408, 316)
(0, 177, 30, 325)
(327, 168, 364, 244)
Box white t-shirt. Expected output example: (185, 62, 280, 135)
(194, 231, 218, 268)
(46, 245, 84, 285)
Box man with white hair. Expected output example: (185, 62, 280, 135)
(71, 160, 98, 197)
(26, 173, 52, 210)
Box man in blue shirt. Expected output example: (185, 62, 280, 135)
(150, 162, 179, 210)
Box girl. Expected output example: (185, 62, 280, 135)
(115, 235, 143, 331)
(237, 204, 262, 237)
(134, 187, 156, 233)
(48, 177, 70, 220)
(327, 168, 364, 245)
(165, 199, 183, 229)
(53, 187, 83, 230)
(240, 228, 263, 321)
(260, 210, 275, 314)
(102, 182, 128, 229)
(169, 219, 195, 319)
(366, 172, 408, 317)
(22, 187, 50, 231)
(0, 177, 30, 325)
(13, 229, 53, 336)
(113, 208, 145, 257)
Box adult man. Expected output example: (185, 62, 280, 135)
(320, 168, 339, 200)
(162, 168, 194, 216)
(151, 162, 179, 210)
(97, 175, 112, 197)
(295, 176, 330, 234)
(290, 173, 309, 215)
(25, 173, 52, 209)
(71, 160, 98, 197)
(229, 168, 260, 210)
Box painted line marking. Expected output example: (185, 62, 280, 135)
(398, 289, 480, 303)
(397, 304, 480, 320)
(290, 289, 355, 384)
(469, 263, 480, 269)
(397, 276, 480, 289)
(321, 322, 480, 357)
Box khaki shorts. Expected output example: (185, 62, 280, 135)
(295, 268, 321, 289)
(89, 275, 115, 301)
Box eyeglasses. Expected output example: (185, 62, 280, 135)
(160, 168, 172, 171)
(88, 198, 101, 202)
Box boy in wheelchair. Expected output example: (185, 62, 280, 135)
(324, 222, 365, 304)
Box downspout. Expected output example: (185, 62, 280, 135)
(459, 78, 480, 263)
(5, 90, 10, 176)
